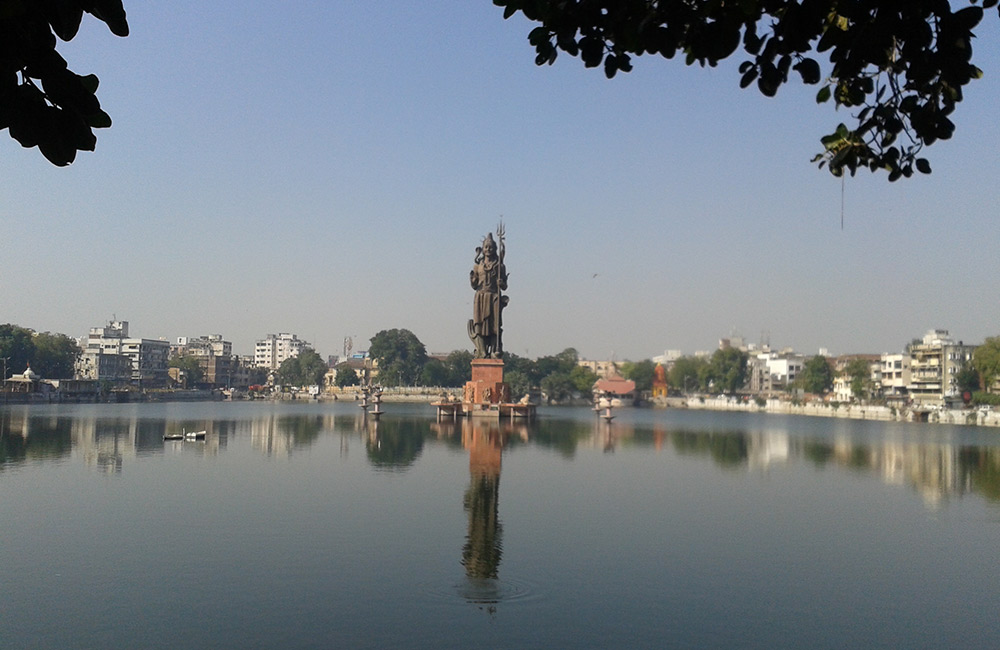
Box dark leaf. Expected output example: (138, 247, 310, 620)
(604, 54, 617, 79)
(89, 0, 130, 36)
(740, 68, 758, 88)
(793, 58, 821, 84)
(85, 109, 112, 129)
(49, 4, 85, 42)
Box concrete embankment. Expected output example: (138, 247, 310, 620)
(664, 396, 1000, 427)
(318, 387, 463, 403)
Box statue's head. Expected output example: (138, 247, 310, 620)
(482, 233, 496, 257)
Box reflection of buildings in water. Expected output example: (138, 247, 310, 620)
(72, 417, 137, 474)
(249, 413, 334, 457)
(829, 439, 962, 508)
(251, 413, 293, 458)
(73, 417, 227, 471)
(746, 432, 790, 470)
(461, 422, 506, 580)
(666, 426, 992, 508)
(802, 435, 1000, 508)
(1, 411, 235, 472)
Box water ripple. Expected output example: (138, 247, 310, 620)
(420, 575, 545, 606)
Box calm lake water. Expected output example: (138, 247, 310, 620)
(2, 401, 999, 649)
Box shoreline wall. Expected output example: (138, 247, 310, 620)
(675, 396, 1000, 427)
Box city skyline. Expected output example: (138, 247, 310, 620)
(3, 2, 999, 361)
(8, 315, 989, 366)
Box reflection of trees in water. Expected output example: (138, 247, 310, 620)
(0, 412, 73, 468)
(528, 419, 592, 458)
(275, 415, 324, 446)
(802, 440, 835, 466)
(671, 429, 749, 467)
(962, 448, 1000, 502)
(365, 419, 428, 469)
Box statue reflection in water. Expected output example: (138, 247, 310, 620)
(461, 422, 504, 580)
(431, 418, 529, 602)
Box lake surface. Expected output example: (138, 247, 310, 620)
(2, 401, 999, 649)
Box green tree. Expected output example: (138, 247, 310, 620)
(419, 358, 450, 386)
(0, 324, 37, 378)
(369, 329, 428, 387)
(706, 348, 748, 394)
(669, 356, 710, 393)
(799, 355, 833, 394)
(569, 364, 598, 393)
(536, 347, 579, 379)
(974, 337, 1000, 393)
(621, 359, 656, 393)
(444, 349, 473, 386)
(504, 369, 532, 401)
(296, 349, 329, 386)
(246, 365, 270, 386)
(2, 2, 129, 165)
(168, 355, 205, 387)
(31, 331, 80, 379)
(496, 0, 990, 180)
(540, 371, 574, 404)
(276, 349, 328, 387)
(334, 362, 360, 387)
(504, 352, 541, 387)
(843, 358, 873, 400)
(956, 362, 981, 395)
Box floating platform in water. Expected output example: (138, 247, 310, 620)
(432, 400, 536, 421)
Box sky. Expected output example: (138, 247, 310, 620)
(2, 2, 1000, 362)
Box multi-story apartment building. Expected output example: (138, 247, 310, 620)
(747, 350, 806, 393)
(254, 333, 309, 370)
(173, 335, 236, 386)
(906, 329, 975, 403)
(78, 320, 169, 386)
(878, 353, 912, 397)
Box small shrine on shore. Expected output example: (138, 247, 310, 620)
(434, 223, 535, 421)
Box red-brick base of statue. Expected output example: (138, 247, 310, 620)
(434, 358, 535, 421)
(464, 358, 509, 406)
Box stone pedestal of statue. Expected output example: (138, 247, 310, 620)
(463, 359, 509, 415)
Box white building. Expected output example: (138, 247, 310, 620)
(747, 351, 807, 393)
(78, 320, 169, 386)
(254, 333, 309, 370)
(651, 350, 683, 366)
(879, 353, 912, 397)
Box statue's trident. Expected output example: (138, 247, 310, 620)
(495, 219, 505, 358)
(496, 219, 505, 265)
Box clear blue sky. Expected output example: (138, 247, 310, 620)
(2, 2, 999, 361)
